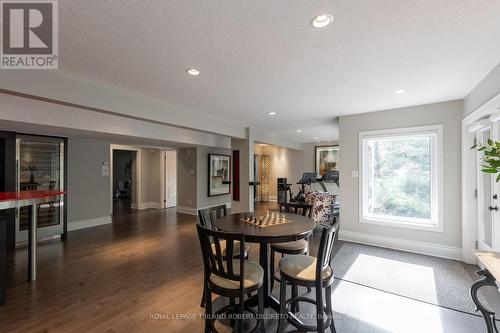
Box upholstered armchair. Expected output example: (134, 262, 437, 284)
(305, 191, 336, 224)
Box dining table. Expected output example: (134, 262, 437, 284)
(214, 211, 315, 312)
(0, 190, 65, 306)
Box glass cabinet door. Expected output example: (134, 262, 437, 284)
(16, 136, 64, 242)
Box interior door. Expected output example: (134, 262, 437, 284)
(165, 150, 177, 208)
(476, 125, 500, 251)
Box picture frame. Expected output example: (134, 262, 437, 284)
(315, 145, 339, 176)
(208, 154, 231, 197)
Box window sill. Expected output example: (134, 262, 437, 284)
(360, 216, 443, 232)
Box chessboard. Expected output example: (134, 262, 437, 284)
(242, 215, 291, 228)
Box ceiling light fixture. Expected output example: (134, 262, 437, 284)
(311, 14, 334, 28)
(394, 89, 406, 95)
(296, 129, 302, 133)
(314, 137, 319, 140)
(268, 112, 277, 116)
(186, 68, 200, 76)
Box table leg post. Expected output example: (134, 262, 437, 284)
(471, 269, 498, 333)
(28, 204, 37, 281)
(0, 216, 6, 305)
(259, 242, 269, 302)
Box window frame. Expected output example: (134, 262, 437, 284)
(358, 125, 444, 232)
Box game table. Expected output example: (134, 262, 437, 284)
(215, 212, 314, 312)
(0, 190, 65, 305)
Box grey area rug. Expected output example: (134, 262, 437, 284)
(332, 242, 488, 314)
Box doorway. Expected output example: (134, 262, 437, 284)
(462, 93, 500, 263)
(474, 123, 500, 252)
(161, 150, 177, 209)
(110, 145, 141, 216)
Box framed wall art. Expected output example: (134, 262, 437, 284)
(208, 154, 231, 196)
(315, 145, 339, 176)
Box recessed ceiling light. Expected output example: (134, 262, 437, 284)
(268, 112, 277, 116)
(311, 14, 334, 28)
(296, 129, 302, 133)
(186, 68, 200, 76)
(314, 137, 319, 140)
(394, 89, 406, 95)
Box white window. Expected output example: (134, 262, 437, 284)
(359, 125, 443, 231)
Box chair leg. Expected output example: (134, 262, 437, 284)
(277, 276, 287, 333)
(258, 286, 265, 333)
(237, 296, 244, 333)
(326, 285, 336, 333)
(200, 284, 206, 307)
(204, 287, 212, 333)
(291, 284, 299, 313)
(270, 249, 276, 292)
(316, 286, 324, 333)
(304, 249, 312, 293)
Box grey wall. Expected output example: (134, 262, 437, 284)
(339, 100, 462, 248)
(197, 146, 232, 209)
(67, 137, 111, 223)
(140, 149, 161, 205)
(464, 62, 500, 116)
(177, 148, 197, 209)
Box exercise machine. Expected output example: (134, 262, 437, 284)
(287, 172, 317, 203)
(318, 170, 339, 192)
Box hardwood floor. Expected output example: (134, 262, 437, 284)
(0, 204, 486, 332)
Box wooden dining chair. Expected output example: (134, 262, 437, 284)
(279, 202, 313, 218)
(198, 205, 250, 307)
(277, 222, 338, 333)
(197, 224, 265, 333)
(198, 205, 228, 230)
(270, 202, 313, 293)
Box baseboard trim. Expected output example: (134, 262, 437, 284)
(68, 216, 112, 232)
(131, 203, 137, 209)
(138, 202, 162, 210)
(177, 205, 197, 215)
(339, 230, 463, 261)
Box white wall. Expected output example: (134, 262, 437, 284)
(0, 92, 231, 149)
(464, 62, 500, 117)
(0, 71, 245, 139)
(339, 101, 463, 258)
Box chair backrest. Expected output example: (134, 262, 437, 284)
(198, 205, 227, 230)
(196, 224, 245, 289)
(279, 202, 312, 218)
(316, 222, 339, 281)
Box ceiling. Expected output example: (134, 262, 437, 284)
(37, 1, 500, 142)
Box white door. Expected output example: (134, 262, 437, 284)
(164, 150, 177, 208)
(476, 124, 500, 251)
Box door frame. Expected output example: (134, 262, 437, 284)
(160, 149, 177, 209)
(462, 93, 500, 263)
(110, 145, 141, 215)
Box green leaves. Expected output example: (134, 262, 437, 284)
(473, 139, 500, 182)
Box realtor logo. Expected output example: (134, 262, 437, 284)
(1, 0, 58, 69)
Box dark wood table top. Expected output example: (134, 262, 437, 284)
(214, 212, 314, 243)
